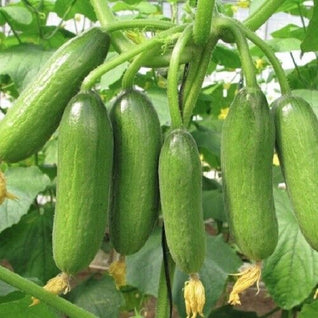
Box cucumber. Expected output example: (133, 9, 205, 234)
(53, 91, 113, 275)
(0, 28, 110, 163)
(272, 95, 318, 251)
(221, 88, 278, 261)
(159, 129, 206, 274)
(109, 89, 161, 255)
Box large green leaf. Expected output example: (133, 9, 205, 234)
(0, 44, 53, 92)
(126, 227, 162, 297)
(292, 89, 318, 117)
(287, 60, 318, 90)
(68, 275, 124, 318)
(0, 6, 33, 26)
(263, 188, 318, 310)
(212, 45, 241, 69)
(54, 0, 96, 21)
(0, 166, 51, 233)
(0, 295, 61, 318)
(271, 24, 305, 41)
(0, 207, 59, 283)
(173, 235, 242, 317)
(301, 0, 318, 52)
(203, 189, 226, 222)
(299, 301, 318, 318)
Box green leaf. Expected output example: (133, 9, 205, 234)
(203, 189, 226, 222)
(54, 0, 96, 21)
(292, 90, 318, 118)
(0, 295, 61, 318)
(301, 1, 318, 52)
(212, 45, 241, 69)
(0, 281, 18, 297)
(173, 235, 242, 317)
(68, 275, 124, 318)
(0, 207, 59, 283)
(146, 87, 170, 126)
(126, 227, 162, 297)
(271, 24, 305, 41)
(299, 301, 318, 318)
(0, 44, 53, 92)
(0, 6, 33, 26)
(287, 60, 318, 90)
(250, 38, 301, 56)
(0, 166, 51, 233)
(263, 188, 318, 310)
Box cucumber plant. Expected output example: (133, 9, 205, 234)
(0, 0, 316, 317)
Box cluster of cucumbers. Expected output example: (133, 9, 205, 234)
(0, 11, 318, 317)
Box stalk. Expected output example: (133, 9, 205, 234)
(244, 0, 288, 31)
(167, 25, 193, 128)
(81, 25, 186, 91)
(0, 266, 96, 318)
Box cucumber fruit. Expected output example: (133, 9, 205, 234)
(221, 88, 278, 261)
(272, 95, 318, 251)
(159, 129, 206, 274)
(53, 91, 113, 275)
(109, 89, 161, 255)
(0, 28, 110, 163)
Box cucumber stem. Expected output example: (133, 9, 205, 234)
(122, 44, 161, 89)
(235, 20, 291, 95)
(167, 25, 193, 129)
(0, 265, 97, 318)
(102, 19, 175, 33)
(81, 25, 186, 91)
(214, 17, 258, 89)
(193, 0, 215, 45)
(155, 228, 176, 318)
(244, 0, 288, 31)
(90, 0, 132, 53)
(183, 33, 218, 127)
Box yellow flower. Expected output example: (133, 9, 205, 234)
(237, 0, 250, 8)
(255, 58, 265, 70)
(30, 273, 70, 306)
(0, 171, 18, 205)
(109, 257, 127, 289)
(228, 262, 262, 306)
(231, 5, 238, 13)
(125, 30, 146, 44)
(223, 82, 231, 91)
(218, 108, 229, 120)
(184, 273, 205, 318)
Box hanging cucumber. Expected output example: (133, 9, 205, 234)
(221, 88, 278, 305)
(0, 28, 110, 163)
(53, 91, 113, 275)
(272, 95, 318, 251)
(109, 89, 161, 255)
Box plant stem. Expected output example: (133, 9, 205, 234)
(121, 44, 161, 89)
(214, 17, 257, 89)
(183, 32, 218, 127)
(0, 266, 97, 318)
(81, 25, 186, 91)
(90, 0, 132, 53)
(102, 19, 175, 33)
(244, 0, 288, 31)
(234, 20, 291, 94)
(155, 227, 176, 318)
(193, 0, 215, 45)
(167, 24, 193, 129)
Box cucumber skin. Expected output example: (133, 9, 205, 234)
(272, 95, 318, 251)
(0, 28, 110, 163)
(109, 89, 162, 255)
(221, 88, 278, 261)
(53, 91, 113, 275)
(159, 129, 206, 274)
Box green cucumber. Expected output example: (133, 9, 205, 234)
(53, 91, 113, 275)
(0, 28, 110, 163)
(221, 88, 278, 261)
(272, 95, 318, 251)
(109, 89, 161, 255)
(159, 129, 206, 274)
